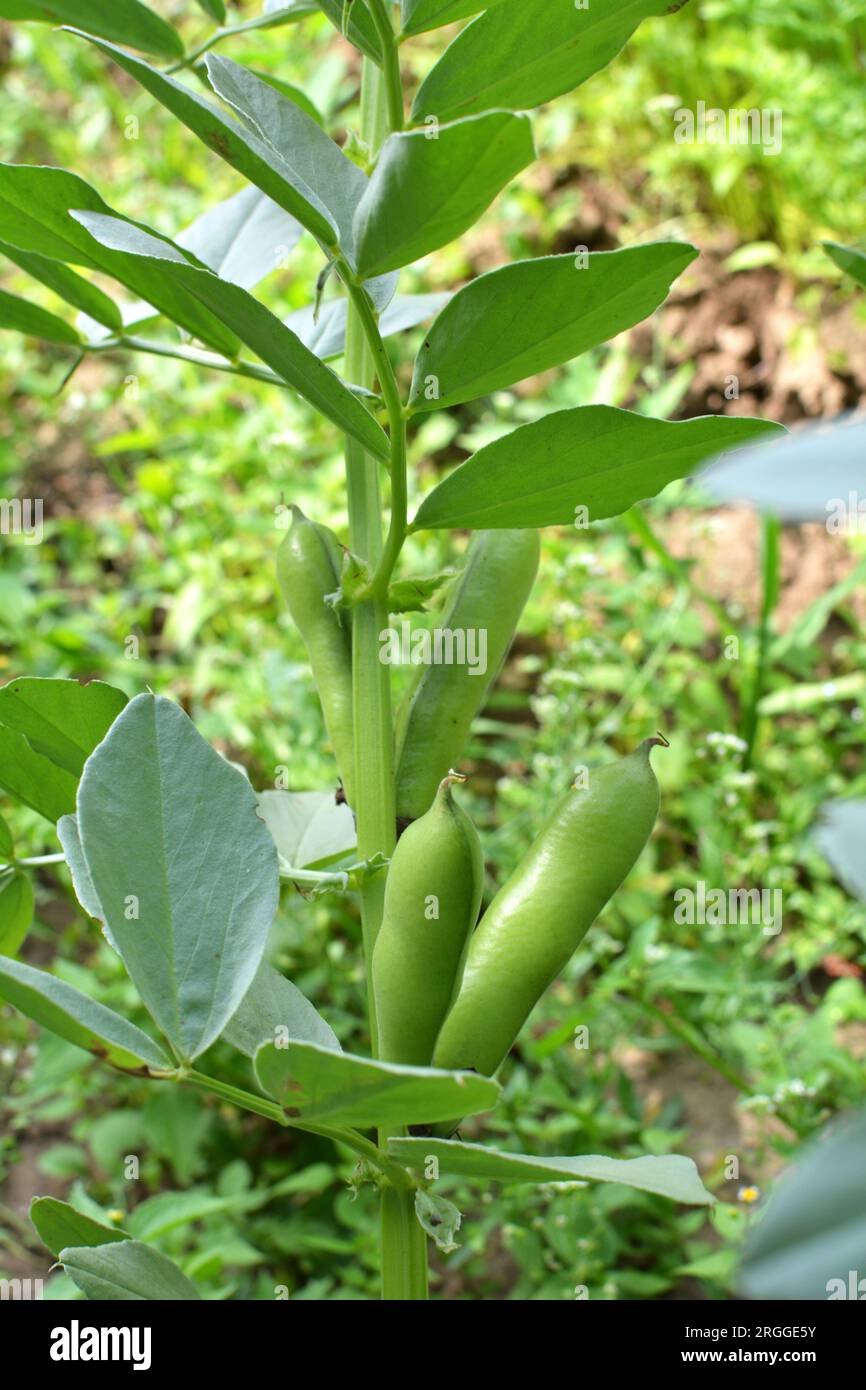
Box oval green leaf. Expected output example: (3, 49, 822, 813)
(31, 1197, 129, 1257)
(0, 955, 171, 1070)
(353, 112, 535, 279)
(412, 0, 672, 121)
(0, 0, 184, 58)
(76, 694, 279, 1062)
(0, 871, 34, 957)
(60, 1239, 202, 1300)
(409, 242, 698, 412)
(0, 677, 127, 777)
(412, 407, 785, 531)
(222, 961, 341, 1059)
(388, 1137, 715, 1205)
(254, 1039, 500, 1127)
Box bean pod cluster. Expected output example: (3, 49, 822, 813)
(278, 513, 663, 1095)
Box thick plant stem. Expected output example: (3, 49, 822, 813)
(339, 273, 408, 599)
(344, 61, 396, 1046)
(380, 1185, 429, 1301)
(342, 51, 429, 1301)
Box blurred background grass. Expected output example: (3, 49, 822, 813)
(0, 0, 865, 1300)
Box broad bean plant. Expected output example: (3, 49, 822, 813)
(0, 0, 788, 1300)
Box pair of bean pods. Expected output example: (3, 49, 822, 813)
(279, 513, 663, 1083)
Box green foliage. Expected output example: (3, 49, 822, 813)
(0, 0, 183, 59)
(390, 1137, 714, 1205)
(353, 113, 535, 277)
(409, 243, 699, 413)
(0, 955, 171, 1069)
(255, 1040, 500, 1127)
(76, 693, 279, 1061)
(413, 409, 783, 531)
(61, 1239, 202, 1299)
(0, 0, 862, 1305)
(31, 1196, 129, 1256)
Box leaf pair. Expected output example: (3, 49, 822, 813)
(0, 160, 389, 459)
(76, 37, 535, 284)
(396, 240, 783, 529)
(30, 1194, 199, 1300)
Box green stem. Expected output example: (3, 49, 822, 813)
(342, 62, 397, 1040)
(343, 47, 428, 1302)
(183, 1068, 291, 1125)
(165, 5, 319, 74)
(366, 0, 405, 132)
(89, 335, 378, 402)
(183, 1069, 413, 1179)
(380, 1185, 429, 1300)
(278, 862, 349, 887)
(339, 267, 408, 599)
(0, 852, 64, 871)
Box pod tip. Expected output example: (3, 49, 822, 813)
(439, 769, 468, 795)
(641, 731, 670, 756)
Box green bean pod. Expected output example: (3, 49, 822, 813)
(277, 506, 355, 806)
(432, 738, 665, 1078)
(372, 773, 484, 1066)
(395, 529, 540, 822)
